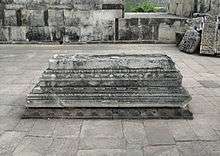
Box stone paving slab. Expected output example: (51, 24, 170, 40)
(0, 44, 219, 156)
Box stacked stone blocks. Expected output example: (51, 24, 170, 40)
(24, 54, 192, 119)
(118, 14, 187, 43)
(0, 0, 123, 42)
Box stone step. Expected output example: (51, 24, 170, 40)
(31, 86, 187, 94)
(42, 70, 182, 79)
(27, 93, 189, 103)
(40, 77, 182, 81)
(38, 79, 182, 87)
(26, 99, 189, 108)
(22, 107, 193, 119)
(44, 68, 181, 73)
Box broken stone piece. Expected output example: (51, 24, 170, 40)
(178, 29, 201, 53)
(24, 54, 192, 119)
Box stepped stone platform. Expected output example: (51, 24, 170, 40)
(23, 54, 193, 119)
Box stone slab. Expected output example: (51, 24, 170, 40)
(144, 121, 175, 145)
(179, 29, 201, 53)
(64, 27, 80, 42)
(4, 9, 17, 26)
(26, 27, 51, 42)
(200, 17, 218, 55)
(47, 54, 177, 70)
(0, 27, 10, 41)
(25, 54, 192, 119)
(10, 26, 27, 41)
(21, 10, 45, 26)
(22, 107, 193, 119)
(48, 9, 64, 27)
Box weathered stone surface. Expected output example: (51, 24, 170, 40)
(194, 0, 220, 56)
(123, 121, 148, 148)
(13, 136, 53, 156)
(77, 149, 142, 156)
(50, 26, 64, 42)
(4, 9, 17, 26)
(169, 0, 194, 17)
(64, 10, 80, 27)
(0, 27, 10, 41)
(48, 9, 64, 27)
(200, 17, 218, 55)
(175, 31, 185, 45)
(0, 131, 26, 152)
(0, 0, 191, 43)
(46, 138, 78, 156)
(23, 107, 193, 119)
(209, 0, 220, 16)
(10, 26, 27, 41)
(144, 121, 175, 145)
(0, 44, 220, 155)
(158, 20, 181, 43)
(24, 54, 192, 119)
(118, 18, 140, 40)
(74, 0, 101, 10)
(186, 17, 204, 31)
(144, 145, 181, 156)
(168, 120, 198, 141)
(29, 119, 56, 137)
(178, 29, 201, 53)
(64, 26, 80, 42)
(4, 4, 24, 10)
(218, 25, 220, 53)
(21, 10, 45, 26)
(47, 54, 177, 70)
(53, 120, 81, 138)
(118, 14, 187, 42)
(26, 27, 51, 41)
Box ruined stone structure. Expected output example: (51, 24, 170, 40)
(24, 54, 192, 119)
(0, 0, 188, 43)
(169, 0, 194, 17)
(199, 0, 220, 55)
(170, 0, 220, 55)
(118, 13, 187, 43)
(0, 0, 219, 54)
(0, 0, 123, 43)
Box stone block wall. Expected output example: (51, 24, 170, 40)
(125, 0, 169, 8)
(195, 0, 219, 16)
(0, 0, 123, 43)
(118, 13, 187, 43)
(169, 0, 194, 17)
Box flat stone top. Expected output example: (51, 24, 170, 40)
(124, 13, 187, 19)
(49, 54, 176, 70)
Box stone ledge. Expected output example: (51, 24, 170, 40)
(22, 107, 193, 119)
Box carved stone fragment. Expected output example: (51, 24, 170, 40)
(24, 54, 192, 119)
(200, 16, 218, 55)
(178, 29, 201, 53)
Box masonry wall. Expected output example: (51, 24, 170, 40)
(118, 13, 187, 43)
(0, 0, 192, 44)
(0, 0, 123, 43)
(125, 0, 169, 8)
(169, 0, 194, 17)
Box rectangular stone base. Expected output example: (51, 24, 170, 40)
(22, 107, 193, 119)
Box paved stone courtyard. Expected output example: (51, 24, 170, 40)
(0, 44, 220, 156)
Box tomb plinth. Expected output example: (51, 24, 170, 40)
(23, 54, 193, 119)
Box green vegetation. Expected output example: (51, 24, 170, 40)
(125, 0, 160, 13)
